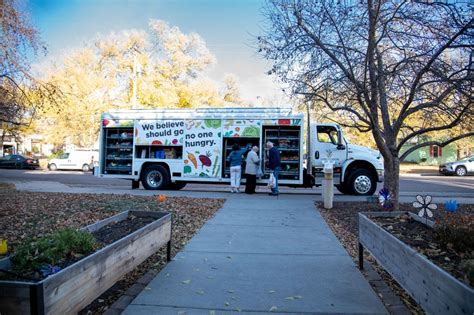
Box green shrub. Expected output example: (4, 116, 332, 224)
(435, 212, 474, 252)
(11, 229, 97, 274)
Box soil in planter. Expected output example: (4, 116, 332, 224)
(93, 214, 159, 247)
(370, 213, 473, 287)
(0, 214, 161, 282)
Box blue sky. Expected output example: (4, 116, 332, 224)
(28, 0, 283, 102)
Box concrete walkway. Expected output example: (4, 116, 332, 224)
(123, 195, 387, 314)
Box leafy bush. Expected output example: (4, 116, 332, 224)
(435, 212, 474, 252)
(11, 229, 97, 274)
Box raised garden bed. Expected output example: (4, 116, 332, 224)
(359, 211, 474, 314)
(0, 210, 171, 315)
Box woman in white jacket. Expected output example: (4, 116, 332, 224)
(245, 146, 260, 194)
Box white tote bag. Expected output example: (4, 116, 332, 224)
(267, 173, 276, 189)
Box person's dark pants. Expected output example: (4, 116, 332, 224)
(245, 174, 257, 194)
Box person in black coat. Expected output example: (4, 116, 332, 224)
(266, 141, 281, 196)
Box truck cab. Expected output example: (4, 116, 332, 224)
(310, 123, 384, 195)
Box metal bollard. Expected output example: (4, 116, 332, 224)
(322, 162, 334, 209)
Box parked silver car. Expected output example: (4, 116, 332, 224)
(439, 155, 474, 176)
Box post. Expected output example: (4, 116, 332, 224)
(306, 100, 311, 172)
(322, 161, 333, 209)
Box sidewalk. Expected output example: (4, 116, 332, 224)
(5, 179, 474, 204)
(123, 196, 387, 314)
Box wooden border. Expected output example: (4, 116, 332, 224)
(359, 212, 474, 314)
(0, 211, 171, 315)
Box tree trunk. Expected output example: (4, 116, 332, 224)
(384, 155, 400, 210)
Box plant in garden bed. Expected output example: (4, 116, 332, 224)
(367, 201, 474, 287)
(8, 229, 97, 279)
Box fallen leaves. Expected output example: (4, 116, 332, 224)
(0, 188, 224, 314)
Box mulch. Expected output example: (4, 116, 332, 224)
(0, 183, 224, 314)
(318, 201, 473, 314)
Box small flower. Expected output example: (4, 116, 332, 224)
(413, 195, 437, 219)
(444, 200, 458, 213)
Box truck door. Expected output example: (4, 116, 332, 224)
(311, 125, 347, 168)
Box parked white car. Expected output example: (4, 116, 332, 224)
(439, 155, 474, 176)
(48, 150, 99, 172)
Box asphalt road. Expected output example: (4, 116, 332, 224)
(1, 168, 473, 196)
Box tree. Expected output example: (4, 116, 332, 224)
(1, 0, 59, 152)
(37, 20, 229, 147)
(259, 0, 473, 206)
(222, 74, 242, 104)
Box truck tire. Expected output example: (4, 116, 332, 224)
(82, 164, 90, 172)
(335, 184, 350, 194)
(167, 181, 187, 190)
(48, 163, 57, 171)
(141, 165, 169, 190)
(347, 169, 376, 195)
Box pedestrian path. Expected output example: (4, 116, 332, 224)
(123, 196, 387, 314)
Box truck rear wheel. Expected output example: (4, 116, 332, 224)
(347, 169, 376, 195)
(141, 165, 169, 190)
(82, 164, 90, 172)
(167, 181, 187, 190)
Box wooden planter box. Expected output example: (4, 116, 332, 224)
(358, 211, 474, 314)
(0, 210, 172, 315)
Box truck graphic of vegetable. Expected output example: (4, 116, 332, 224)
(187, 152, 198, 168)
(242, 126, 259, 137)
(184, 165, 192, 174)
(204, 119, 221, 128)
(199, 152, 212, 169)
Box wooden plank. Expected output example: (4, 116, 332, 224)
(0, 282, 32, 315)
(0, 256, 11, 270)
(82, 211, 130, 233)
(359, 213, 474, 314)
(42, 216, 171, 314)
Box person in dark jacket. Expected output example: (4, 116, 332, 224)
(226, 143, 250, 193)
(266, 141, 281, 195)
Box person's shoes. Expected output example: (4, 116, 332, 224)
(230, 189, 235, 193)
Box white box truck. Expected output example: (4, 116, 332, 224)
(97, 108, 384, 195)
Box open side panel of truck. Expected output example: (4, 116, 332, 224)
(102, 125, 134, 176)
(262, 125, 301, 181)
(221, 137, 260, 179)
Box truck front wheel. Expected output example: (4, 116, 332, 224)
(141, 165, 169, 190)
(347, 169, 376, 195)
(335, 184, 350, 194)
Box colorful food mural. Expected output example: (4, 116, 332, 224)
(223, 119, 261, 137)
(134, 120, 185, 146)
(183, 119, 222, 178)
